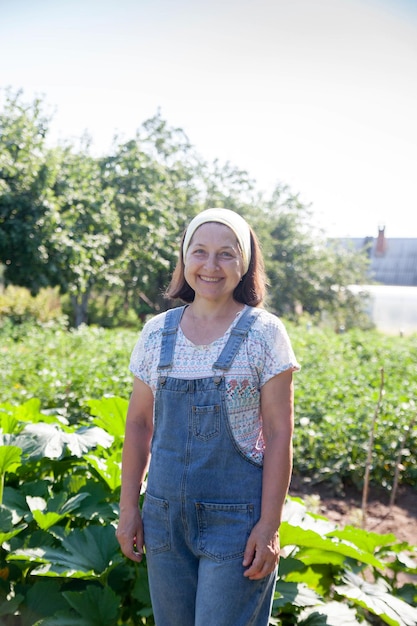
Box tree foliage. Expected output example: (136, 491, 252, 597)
(0, 88, 57, 291)
(0, 89, 371, 327)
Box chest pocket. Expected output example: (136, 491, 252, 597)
(192, 404, 221, 441)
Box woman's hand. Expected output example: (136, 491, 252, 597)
(242, 521, 280, 580)
(116, 505, 145, 563)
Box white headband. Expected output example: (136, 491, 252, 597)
(182, 208, 252, 273)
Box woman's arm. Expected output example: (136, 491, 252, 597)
(243, 368, 294, 579)
(116, 376, 154, 562)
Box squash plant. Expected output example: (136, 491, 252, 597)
(1, 397, 416, 625)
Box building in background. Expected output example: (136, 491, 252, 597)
(337, 227, 417, 335)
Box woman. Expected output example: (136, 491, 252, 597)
(116, 208, 299, 626)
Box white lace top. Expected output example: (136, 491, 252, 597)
(129, 306, 300, 464)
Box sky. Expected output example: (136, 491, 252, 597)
(1, 0, 417, 238)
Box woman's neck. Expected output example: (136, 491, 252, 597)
(189, 298, 244, 321)
(181, 299, 245, 346)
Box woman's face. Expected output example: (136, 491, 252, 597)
(184, 222, 244, 302)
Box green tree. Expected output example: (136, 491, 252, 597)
(199, 158, 256, 211)
(50, 144, 121, 326)
(100, 115, 201, 317)
(0, 89, 57, 291)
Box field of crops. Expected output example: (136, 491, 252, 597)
(1, 320, 416, 625)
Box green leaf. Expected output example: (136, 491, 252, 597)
(278, 555, 305, 576)
(70, 481, 118, 522)
(20, 580, 68, 624)
(8, 525, 123, 578)
(38, 611, 95, 626)
(0, 593, 24, 617)
(63, 585, 119, 625)
(14, 423, 112, 460)
(85, 451, 121, 491)
(26, 492, 90, 530)
(0, 505, 27, 543)
(0, 444, 22, 474)
(86, 396, 128, 438)
(3, 485, 29, 519)
(131, 563, 152, 607)
(0, 406, 19, 433)
(329, 525, 397, 552)
(298, 601, 361, 625)
(280, 522, 384, 568)
(273, 580, 323, 610)
(335, 570, 417, 626)
(294, 548, 346, 567)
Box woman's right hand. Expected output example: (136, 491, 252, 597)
(116, 505, 144, 562)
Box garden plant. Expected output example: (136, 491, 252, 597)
(1, 320, 416, 625)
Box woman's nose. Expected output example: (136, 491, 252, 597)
(204, 253, 219, 269)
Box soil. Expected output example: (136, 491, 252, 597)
(289, 477, 417, 548)
(289, 478, 417, 587)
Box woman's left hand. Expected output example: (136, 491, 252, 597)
(242, 522, 280, 580)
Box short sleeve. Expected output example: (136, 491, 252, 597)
(129, 312, 166, 386)
(247, 310, 300, 388)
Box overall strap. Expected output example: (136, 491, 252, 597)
(213, 307, 262, 371)
(158, 306, 186, 370)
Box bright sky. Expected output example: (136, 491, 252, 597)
(1, 0, 417, 238)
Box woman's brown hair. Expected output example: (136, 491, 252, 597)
(165, 225, 266, 307)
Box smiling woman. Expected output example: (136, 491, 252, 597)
(116, 207, 300, 626)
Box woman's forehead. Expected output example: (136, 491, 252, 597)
(190, 222, 238, 244)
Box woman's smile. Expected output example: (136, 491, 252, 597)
(199, 275, 222, 282)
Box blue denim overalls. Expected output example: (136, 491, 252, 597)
(142, 305, 278, 626)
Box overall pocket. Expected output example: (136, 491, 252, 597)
(192, 404, 221, 441)
(195, 501, 254, 561)
(142, 492, 171, 554)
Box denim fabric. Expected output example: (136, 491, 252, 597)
(142, 306, 277, 625)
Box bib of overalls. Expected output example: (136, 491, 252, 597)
(146, 305, 263, 534)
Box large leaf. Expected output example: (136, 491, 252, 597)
(19, 580, 68, 625)
(13, 423, 112, 460)
(0, 405, 19, 434)
(0, 444, 22, 505)
(329, 526, 397, 552)
(0, 505, 27, 543)
(284, 498, 337, 536)
(273, 580, 323, 610)
(335, 570, 417, 626)
(26, 492, 90, 530)
(63, 585, 120, 625)
(298, 601, 361, 625)
(70, 481, 118, 523)
(0, 399, 64, 431)
(3, 485, 30, 519)
(85, 451, 121, 491)
(8, 525, 123, 578)
(0, 444, 22, 474)
(131, 563, 152, 607)
(280, 522, 384, 568)
(86, 396, 128, 438)
(39, 585, 120, 626)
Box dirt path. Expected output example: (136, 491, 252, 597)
(289, 479, 417, 546)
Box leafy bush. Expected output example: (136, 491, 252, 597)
(0, 398, 416, 625)
(290, 325, 417, 490)
(0, 322, 137, 421)
(0, 286, 65, 325)
(0, 396, 154, 625)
